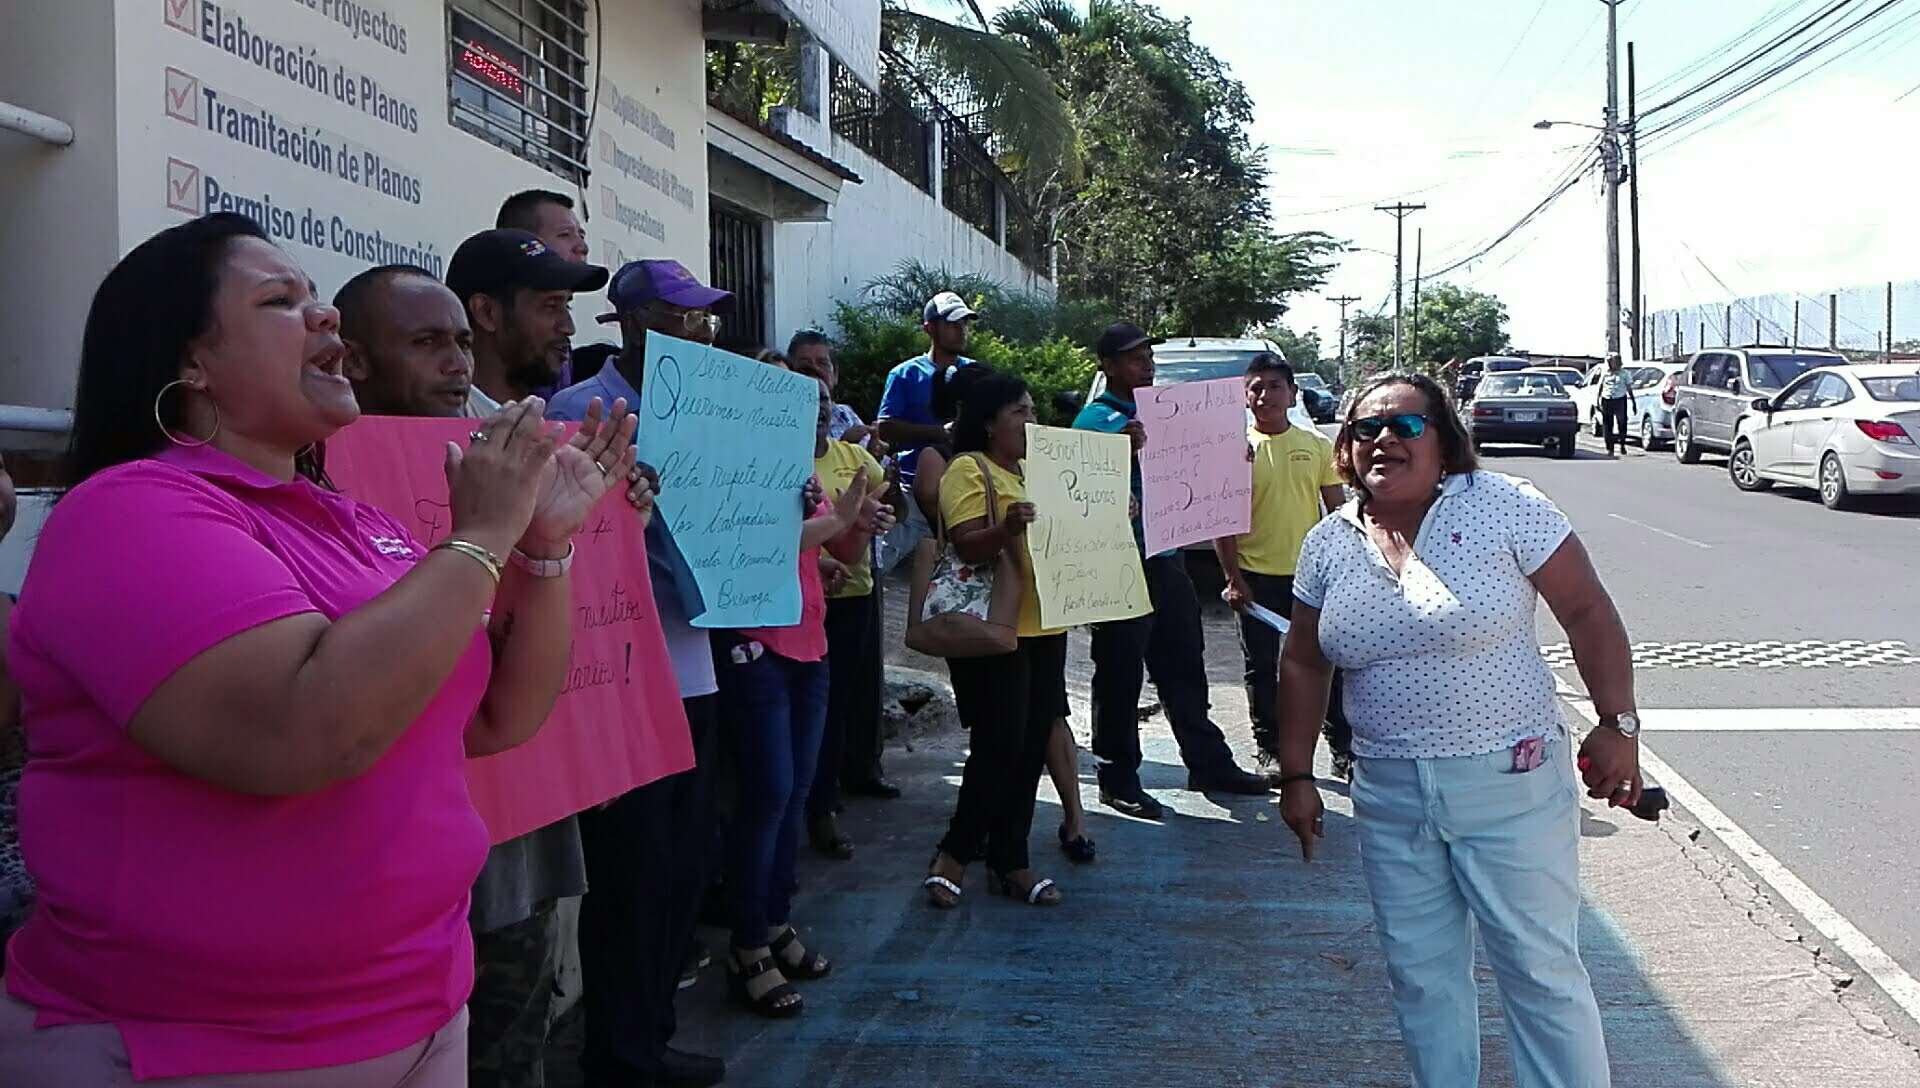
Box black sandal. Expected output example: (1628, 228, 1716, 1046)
(727, 948, 803, 1019)
(923, 850, 963, 909)
(1058, 823, 1096, 864)
(986, 869, 1063, 907)
(769, 926, 832, 980)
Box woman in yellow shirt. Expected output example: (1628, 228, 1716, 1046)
(922, 373, 1067, 909)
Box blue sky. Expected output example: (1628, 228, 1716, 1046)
(947, 0, 1920, 356)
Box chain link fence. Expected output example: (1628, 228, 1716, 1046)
(1649, 279, 1920, 359)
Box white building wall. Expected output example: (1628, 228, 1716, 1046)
(768, 134, 1051, 343)
(1, 0, 712, 421)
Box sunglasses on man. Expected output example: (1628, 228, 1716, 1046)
(1347, 413, 1430, 442)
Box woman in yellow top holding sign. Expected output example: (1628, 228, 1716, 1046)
(923, 373, 1068, 910)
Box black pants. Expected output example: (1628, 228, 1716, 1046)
(577, 694, 719, 1080)
(1602, 396, 1631, 452)
(1238, 572, 1353, 760)
(941, 634, 1068, 873)
(1089, 554, 1239, 793)
(809, 588, 884, 819)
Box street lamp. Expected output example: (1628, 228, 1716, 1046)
(1533, 119, 1605, 131)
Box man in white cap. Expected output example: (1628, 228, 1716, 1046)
(871, 291, 979, 570)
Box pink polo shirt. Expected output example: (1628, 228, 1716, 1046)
(3, 445, 492, 1080)
(739, 494, 830, 663)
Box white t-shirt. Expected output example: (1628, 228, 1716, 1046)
(1292, 471, 1573, 760)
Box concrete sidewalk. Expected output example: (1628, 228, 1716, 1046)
(557, 577, 1920, 1087)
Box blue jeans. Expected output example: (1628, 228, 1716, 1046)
(715, 645, 829, 949)
(1351, 729, 1610, 1088)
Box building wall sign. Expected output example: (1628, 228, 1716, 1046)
(756, 0, 880, 91)
(113, 0, 710, 320)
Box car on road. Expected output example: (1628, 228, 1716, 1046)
(1455, 355, 1532, 403)
(1573, 361, 1688, 449)
(1295, 372, 1339, 423)
(1466, 372, 1580, 458)
(1670, 346, 1849, 463)
(1727, 364, 1920, 510)
(1525, 365, 1588, 390)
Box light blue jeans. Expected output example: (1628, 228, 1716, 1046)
(1351, 728, 1611, 1088)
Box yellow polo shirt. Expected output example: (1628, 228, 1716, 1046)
(937, 453, 1061, 638)
(814, 439, 887, 599)
(1236, 424, 1341, 576)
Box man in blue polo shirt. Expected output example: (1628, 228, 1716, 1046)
(872, 292, 978, 572)
(1074, 323, 1277, 819)
(876, 291, 978, 482)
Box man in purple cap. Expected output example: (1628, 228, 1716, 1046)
(548, 259, 731, 1088)
(445, 228, 608, 418)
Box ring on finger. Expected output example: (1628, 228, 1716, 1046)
(1612, 780, 1633, 793)
(470, 430, 488, 443)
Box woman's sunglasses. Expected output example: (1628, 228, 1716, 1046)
(1347, 413, 1430, 441)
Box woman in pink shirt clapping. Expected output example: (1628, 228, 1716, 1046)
(0, 213, 636, 1087)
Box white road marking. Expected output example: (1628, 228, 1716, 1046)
(1553, 677, 1920, 1023)
(1605, 512, 1714, 549)
(1632, 707, 1920, 732)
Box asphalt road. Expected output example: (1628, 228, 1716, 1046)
(1471, 429, 1920, 1020)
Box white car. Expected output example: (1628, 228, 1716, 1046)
(1574, 362, 1687, 449)
(1729, 363, 1920, 509)
(1086, 337, 1315, 432)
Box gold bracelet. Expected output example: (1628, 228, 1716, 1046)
(433, 538, 503, 584)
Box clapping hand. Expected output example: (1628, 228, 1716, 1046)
(624, 460, 660, 527)
(522, 396, 640, 555)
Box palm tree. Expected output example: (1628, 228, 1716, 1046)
(879, 1, 1081, 185)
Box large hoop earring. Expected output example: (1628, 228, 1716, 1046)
(154, 379, 219, 448)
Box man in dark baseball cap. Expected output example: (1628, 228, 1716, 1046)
(445, 228, 608, 416)
(1074, 321, 1279, 817)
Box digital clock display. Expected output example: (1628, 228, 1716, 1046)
(458, 41, 524, 97)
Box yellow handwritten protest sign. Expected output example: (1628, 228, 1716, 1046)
(1024, 424, 1151, 627)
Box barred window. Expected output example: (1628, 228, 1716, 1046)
(446, 0, 590, 184)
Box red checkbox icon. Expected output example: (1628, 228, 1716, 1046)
(165, 68, 200, 125)
(166, 158, 202, 216)
(164, 0, 195, 34)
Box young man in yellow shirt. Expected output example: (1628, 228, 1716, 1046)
(1213, 354, 1348, 772)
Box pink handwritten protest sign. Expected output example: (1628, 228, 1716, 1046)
(326, 416, 692, 844)
(1135, 378, 1253, 554)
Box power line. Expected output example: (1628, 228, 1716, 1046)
(1640, 0, 1912, 157)
(1424, 141, 1601, 279)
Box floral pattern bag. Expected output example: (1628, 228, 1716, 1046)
(905, 453, 1023, 658)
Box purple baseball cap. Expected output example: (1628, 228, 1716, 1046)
(598, 259, 735, 323)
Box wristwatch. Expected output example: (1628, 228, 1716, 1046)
(1600, 711, 1641, 738)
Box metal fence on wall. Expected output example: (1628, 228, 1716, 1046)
(1649, 279, 1920, 358)
(829, 58, 931, 193)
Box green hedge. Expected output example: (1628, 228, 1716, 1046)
(828, 301, 1097, 428)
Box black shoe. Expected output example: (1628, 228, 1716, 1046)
(844, 775, 902, 799)
(1188, 767, 1279, 795)
(656, 1047, 726, 1088)
(1099, 787, 1165, 820)
(678, 938, 710, 990)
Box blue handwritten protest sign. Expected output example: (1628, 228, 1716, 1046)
(635, 333, 818, 628)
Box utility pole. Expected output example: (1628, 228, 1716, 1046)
(1330, 294, 1362, 384)
(1410, 228, 1425, 368)
(1829, 292, 1838, 351)
(1627, 41, 1642, 360)
(1603, 0, 1623, 357)
(1375, 202, 1426, 368)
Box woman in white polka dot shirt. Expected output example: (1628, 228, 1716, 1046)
(1276, 374, 1642, 1088)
